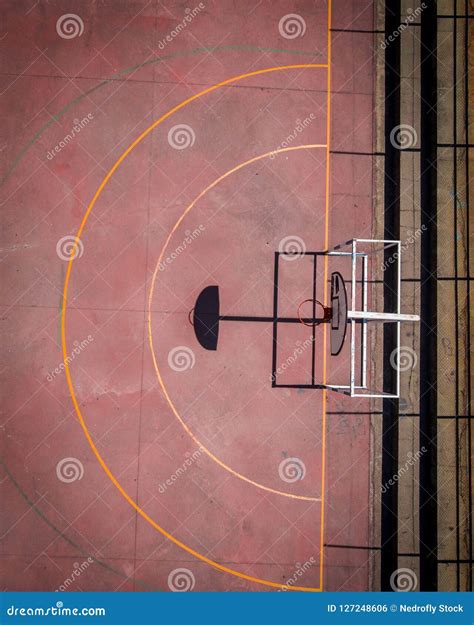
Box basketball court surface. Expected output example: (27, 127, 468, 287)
(1, 0, 472, 594)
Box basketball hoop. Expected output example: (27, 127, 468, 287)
(297, 299, 332, 327)
(190, 239, 419, 398)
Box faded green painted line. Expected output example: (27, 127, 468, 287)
(1, 459, 160, 591)
(1, 45, 322, 186)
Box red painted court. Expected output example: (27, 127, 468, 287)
(1, 0, 378, 591)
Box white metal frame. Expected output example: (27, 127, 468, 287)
(323, 238, 420, 399)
